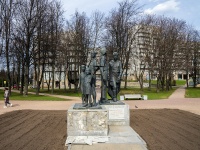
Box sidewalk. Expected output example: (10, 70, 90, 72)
(0, 86, 200, 115)
(168, 86, 186, 99)
(125, 86, 200, 115)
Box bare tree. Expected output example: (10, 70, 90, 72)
(65, 11, 90, 91)
(150, 16, 187, 91)
(0, 0, 18, 93)
(32, 0, 64, 95)
(104, 0, 142, 88)
(178, 26, 194, 88)
(14, 0, 43, 95)
(131, 24, 152, 90)
(48, 1, 64, 94)
(31, 0, 50, 95)
(190, 30, 200, 87)
(89, 11, 105, 50)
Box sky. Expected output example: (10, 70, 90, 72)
(61, 0, 200, 30)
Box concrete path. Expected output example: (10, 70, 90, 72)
(168, 86, 186, 99)
(125, 86, 200, 115)
(0, 86, 200, 116)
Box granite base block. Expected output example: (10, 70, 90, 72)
(67, 104, 108, 136)
(102, 102, 130, 126)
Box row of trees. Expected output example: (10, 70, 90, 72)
(134, 16, 200, 91)
(0, 0, 64, 95)
(0, 0, 199, 95)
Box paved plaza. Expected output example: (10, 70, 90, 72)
(0, 86, 200, 115)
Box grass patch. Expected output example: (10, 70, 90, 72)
(29, 86, 177, 100)
(126, 80, 138, 82)
(144, 80, 186, 86)
(143, 80, 157, 84)
(119, 87, 177, 100)
(0, 89, 67, 101)
(175, 80, 186, 86)
(185, 87, 200, 98)
(28, 88, 81, 97)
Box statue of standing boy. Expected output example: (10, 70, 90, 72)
(82, 67, 93, 107)
(79, 65, 86, 104)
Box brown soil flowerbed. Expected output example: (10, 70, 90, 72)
(0, 109, 200, 150)
(130, 109, 200, 150)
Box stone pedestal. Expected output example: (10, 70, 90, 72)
(102, 102, 130, 126)
(67, 104, 108, 136)
(66, 102, 147, 150)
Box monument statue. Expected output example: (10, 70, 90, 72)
(79, 65, 86, 104)
(82, 67, 92, 107)
(78, 50, 123, 108)
(108, 52, 122, 102)
(99, 48, 108, 104)
(88, 51, 99, 106)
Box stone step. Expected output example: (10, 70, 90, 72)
(68, 143, 147, 150)
(66, 126, 147, 150)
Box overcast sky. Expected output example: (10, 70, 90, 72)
(61, 0, 200, 30)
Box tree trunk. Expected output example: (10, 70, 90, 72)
(148, 72, 151, 91)
(17, 61, 21, 90)
(186, 70, 189, 88)
(156, 76, 160, 93)
(139, 76, 144, 91)
(20, 61, 25, 95)
(64, 71, 67, 92)
(124, 68, 128, 89)
(51, 64, 55, 94)
(24, 64, 29, 96)
(6, 43, 11, 94)
(124, 57, 129, 89)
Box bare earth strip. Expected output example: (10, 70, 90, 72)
(0, 86, 200, 149)
(0, 110, 67, 150)
(131, 109, 200, 150)
(0, 109, 200, 150)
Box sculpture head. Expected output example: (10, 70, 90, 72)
(80, 65, 86, 72)
(100, 48, 106, 56)
(113, 52, 118, 61)
(85, 67, 91, 75)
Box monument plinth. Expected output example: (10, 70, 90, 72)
(67, 104, 108, 136)
(101, 101, 130, 126)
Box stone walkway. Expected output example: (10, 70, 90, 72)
(0, 86, 200, 115)
(125, 86, 200, 115)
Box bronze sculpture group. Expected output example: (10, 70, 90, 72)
(79, 49, 122, 107)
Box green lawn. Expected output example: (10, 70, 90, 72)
(1, 83, 178, 101)
(30, 87, 176, 100)
(28, 88, 81, 97)
(175, 80, 186, 86)
(0, 89, 67, 101)
(142, 80, 186, 87)
(185, 87, 200, 98)
(119, 87, 177, 100)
